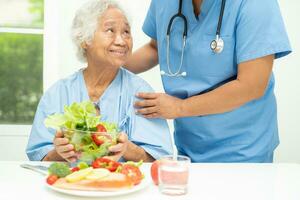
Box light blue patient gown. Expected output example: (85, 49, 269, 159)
(26, 68, 173, 161)
(143, 0, 292, 162)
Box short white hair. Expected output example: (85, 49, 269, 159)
(71, 0, 129, 62)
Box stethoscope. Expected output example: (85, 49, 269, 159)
(161, 0, 227, 77)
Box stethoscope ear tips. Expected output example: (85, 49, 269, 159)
(160, 70, 166, 75)
(181, 72, 187, 76)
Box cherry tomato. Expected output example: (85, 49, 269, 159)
(46, 175, 58, 185)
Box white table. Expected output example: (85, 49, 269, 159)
(0, 161, 299, 200)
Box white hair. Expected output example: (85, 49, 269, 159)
(71, 0, 129, 62)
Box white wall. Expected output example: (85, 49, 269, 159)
(273, 0, 300, 162)
(1, 0, 298, 162)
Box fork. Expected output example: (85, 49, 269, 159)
(20, 164, 48, 176)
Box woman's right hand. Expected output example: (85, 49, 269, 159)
(53, 131, 77, 163)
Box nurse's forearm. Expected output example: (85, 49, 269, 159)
(180, 80, 257, 116)
(124, 39, 158, 74)
(123, 141, 155, 162)
(180, 55, 274, 117)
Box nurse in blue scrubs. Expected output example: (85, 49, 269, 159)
(125, 0, 292, 162)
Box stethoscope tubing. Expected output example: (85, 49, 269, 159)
(162, 0, 227, 77)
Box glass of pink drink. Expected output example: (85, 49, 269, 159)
(158, 155, 191, 195)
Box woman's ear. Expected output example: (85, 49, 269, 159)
(81, 42, 88, 49)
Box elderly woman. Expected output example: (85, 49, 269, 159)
(26, 0, 173, 162)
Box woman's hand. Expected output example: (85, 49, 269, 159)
(134, 92, 183, 119)
(53, 131, 77, 163)
(105, 133, 129, 161)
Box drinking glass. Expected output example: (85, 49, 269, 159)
(158, 155, 190, 195)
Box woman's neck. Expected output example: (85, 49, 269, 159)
(83, 61, 119, 102)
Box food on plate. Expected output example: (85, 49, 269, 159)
(46, 159, 144, 191)
(54, 172, 133, 191)
(91, 158, 122, 172)
(48, 162, 71, 178)
(44, 101, 120, 162)
(46, 175, 58, 185)
(120, 164, 143, 185)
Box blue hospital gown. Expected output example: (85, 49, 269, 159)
(26, 68, 173, 161)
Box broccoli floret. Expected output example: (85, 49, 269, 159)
(48, 162, 71, 178)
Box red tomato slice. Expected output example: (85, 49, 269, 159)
(92, 158, 107, 168)
(91, 158, 121, 172)
(91, 134, 105, 146)
(71, 167, 80, 172)
(107, 161, 122, 172)
(120, 165, 143, 185)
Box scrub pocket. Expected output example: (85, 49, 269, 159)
(188, 34, 236, 77)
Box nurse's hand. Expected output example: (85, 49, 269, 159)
(53, 131, 77, 163)
(104, 133, 129, 161)
(134, 92, 183, 119)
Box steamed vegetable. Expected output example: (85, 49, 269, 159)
(48, 162, 71, 178)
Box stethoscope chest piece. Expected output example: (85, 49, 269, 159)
(210, 35, 224, 54)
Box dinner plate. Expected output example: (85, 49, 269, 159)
(45, 174, 151, 197)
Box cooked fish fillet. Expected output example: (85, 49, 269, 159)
(53, 172, 134, 191)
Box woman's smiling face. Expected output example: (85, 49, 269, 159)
(86, 7, 133, 68)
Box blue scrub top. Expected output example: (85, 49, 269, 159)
(26, 68, 173, 161)
(143, 0, 291, 162)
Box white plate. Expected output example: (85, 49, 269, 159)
(45, 174, 151, 197)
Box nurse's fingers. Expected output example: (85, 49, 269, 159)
(134, 99, 156, 108)
(136, 92, 158, 99)
(136, 106, 157, 115)
(143, 113, 159, 119)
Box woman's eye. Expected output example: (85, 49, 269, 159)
(106, 28, 114, 33)
(124, 30, 131, 35)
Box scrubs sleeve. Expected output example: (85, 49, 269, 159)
(26, 83, 62, 161)
(142, 0, 157, 40)
(127, 81, 173, 160)
(235, 0, 292, 64)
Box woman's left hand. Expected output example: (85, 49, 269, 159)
(134, 92, 183, 119)
(105, 133, 128, 161)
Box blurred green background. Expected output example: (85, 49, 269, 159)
(0, 0, 44, 124)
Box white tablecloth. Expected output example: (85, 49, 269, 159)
(0, 161, 299, 200)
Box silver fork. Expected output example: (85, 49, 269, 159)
(20, 164, 48, 176)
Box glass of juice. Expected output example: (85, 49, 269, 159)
(158, 155, 190, 195)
